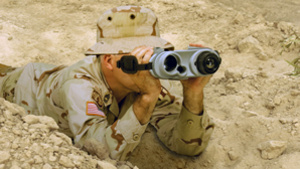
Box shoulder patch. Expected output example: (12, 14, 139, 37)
(86, 101, 106, 118)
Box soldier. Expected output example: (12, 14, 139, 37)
(0, 6, 214, 160)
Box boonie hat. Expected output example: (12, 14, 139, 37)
(85, 6, 174, 55)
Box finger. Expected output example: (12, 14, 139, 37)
(189, 43, 205, 47)
(136, 47, 152, 63)
(131, 46, 147, 56)
(137, 46, 152, 58)
(141, 47, 154, 63)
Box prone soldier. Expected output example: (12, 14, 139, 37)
(0, 6, 215, 160)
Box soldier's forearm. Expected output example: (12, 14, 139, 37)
(133, 93, 159, 125)
(182, 90, 204, 115)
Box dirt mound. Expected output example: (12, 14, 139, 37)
(0, 98, 136, 169)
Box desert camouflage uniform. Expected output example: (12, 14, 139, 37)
(0, 56, 214, 160)
(0, 6, 214, 160)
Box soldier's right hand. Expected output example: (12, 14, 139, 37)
(127, 46, 161, 96)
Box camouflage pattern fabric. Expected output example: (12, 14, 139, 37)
(0, 56, 214, 160)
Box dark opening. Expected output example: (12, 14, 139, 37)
(130, 14, 136, 20)
(164, 55, 177, 72)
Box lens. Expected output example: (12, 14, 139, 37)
(205, 57, 216, 69)
(164, 55, 177, 72)
(196, 52, 221, 74)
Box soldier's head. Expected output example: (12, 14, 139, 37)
(86, 6, 173, 93)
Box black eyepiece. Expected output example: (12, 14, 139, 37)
(117, 55, 153, 74)
(195, 52, 221, 75)
(117, 55, 138, 74)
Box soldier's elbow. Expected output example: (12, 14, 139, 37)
(174, 138, 210, 157)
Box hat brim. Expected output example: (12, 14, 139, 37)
(85, 36, 174, 55)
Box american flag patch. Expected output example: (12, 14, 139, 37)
(86, 101, 106, 117)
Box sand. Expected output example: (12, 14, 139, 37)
(0, 0, 299, 168)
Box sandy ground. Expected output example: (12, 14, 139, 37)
(0, 0, 299, 168)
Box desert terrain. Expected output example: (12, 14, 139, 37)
(0, 0, 299, 168)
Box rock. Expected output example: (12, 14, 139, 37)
(258, 141, 287, 160)
(293, 119, 298, 124)
(43, 163, 52, 169)
(30, 143, 42, 154)
(0, 98, 25, 116)
(0, 151, 11, 163)
(48, 153, 57, 162)
(290, 90, 300, 96)
(68, 154, 84, 166)
(29, 123, 50, 132)
(20, 163, 30, 169)
(242, 111, 258, 117)
(38, 116, 59, 130)
(118, 165, 131, 169)
(224, 68, 243, 81)
(279, 118, 288, 124)
(25, 151, 32, 158)
(255, 14, 265, 24)
(59, 147, 70, 153)
(233, 12, 244, 24)
(23, 115, 40, 125)
(97, 161, 117, 169)
(54, 132, 72, 145)
(3, 110, 13, 121)
(256, 51, 269, 60)
(10, 164, 22, 169)
(10, 165, 21, 169)
(228, 151, 239, 161)
(273, 96, 281, 106)
(176, 159, 186, 168)
(11, 142, 19, 149)
(40, 143, 51, 150)
(49, 134, 64, 146)
(264, 100, 275, 110)
(23, 115, 58, 131)
(276, 21, 294, 34)
(12, 128, 22, 136)
(28, 128, 36, 133)
(34, 155, 43, 163)
(257, 71, 268, 78)
(237, 36, 262, 54)
(59, 155, 75, 168)
(90, 159, 100, 168)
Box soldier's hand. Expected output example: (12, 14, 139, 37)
(128, 46, 161, 96)
(180, 75, 212, 93)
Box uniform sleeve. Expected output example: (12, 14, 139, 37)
(150, 81, 215, 156)
(59, 79, 147, 160)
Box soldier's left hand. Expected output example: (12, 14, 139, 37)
(180, 75, 212, 94)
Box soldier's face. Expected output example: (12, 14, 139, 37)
(112, 54, 140, 92)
